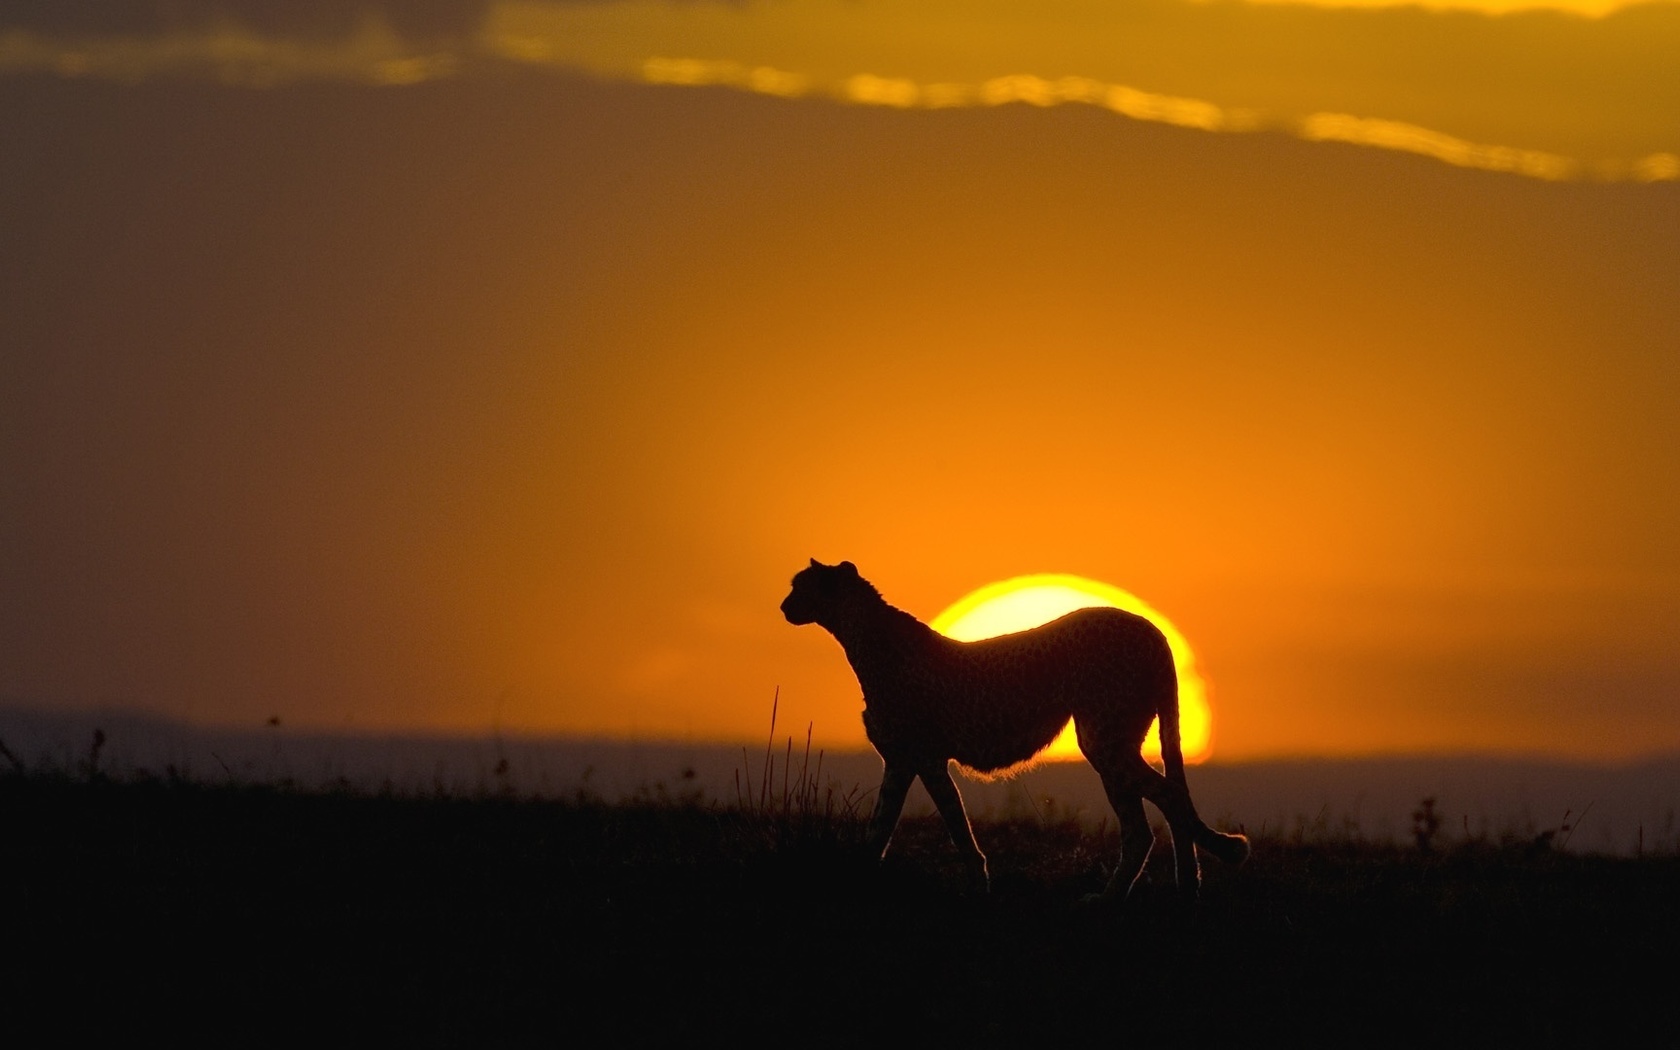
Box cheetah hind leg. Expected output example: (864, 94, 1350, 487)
(1093, 782, 1154, 904)
(1121, 754, 1253, 900)
(1147, 761, 1252, 868)
(1092, 756, 1209, 904)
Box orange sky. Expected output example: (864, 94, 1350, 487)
(2, 1, 1678, 761)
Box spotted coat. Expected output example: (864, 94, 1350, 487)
(782, 559, 1249, 900)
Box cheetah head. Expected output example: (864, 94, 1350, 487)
(781, 558, 866, 627)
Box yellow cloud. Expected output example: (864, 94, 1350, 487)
(1634, 152, 1680, 181)
(1242, 0, 1639, 13)
(642, 56, 808, 98)
(1300, 112, 1581, 180)
(3, 0, 1675, 181)
(475, 0, 1677, 180)
(0, 21, 455, 87)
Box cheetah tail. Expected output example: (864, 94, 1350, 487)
(1198, 825, 1252, 866)
(1160, 679, 1188, 790)
(1165, 679, 1251, 866)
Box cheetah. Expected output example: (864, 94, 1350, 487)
(781, 558, 1249, 900)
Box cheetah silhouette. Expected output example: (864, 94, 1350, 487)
(782, 558, 1249, 900)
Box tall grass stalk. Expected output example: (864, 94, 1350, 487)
(732, 692, 867, 852)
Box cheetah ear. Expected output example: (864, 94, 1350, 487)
(838, 561, 858, 577)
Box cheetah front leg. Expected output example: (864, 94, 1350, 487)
(866, 765, 915, 860)
(921, 763, 990, 895)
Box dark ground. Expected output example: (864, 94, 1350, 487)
(5, 773, 1674, 1046)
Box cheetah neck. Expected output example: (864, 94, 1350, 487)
(826, 598, 943, 705)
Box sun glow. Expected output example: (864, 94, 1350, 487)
(930, 575, 1213, 765)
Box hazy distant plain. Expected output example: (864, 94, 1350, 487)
(7, 705, 1675, 857)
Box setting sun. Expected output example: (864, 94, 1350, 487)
(930, 575, 1213, 765)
